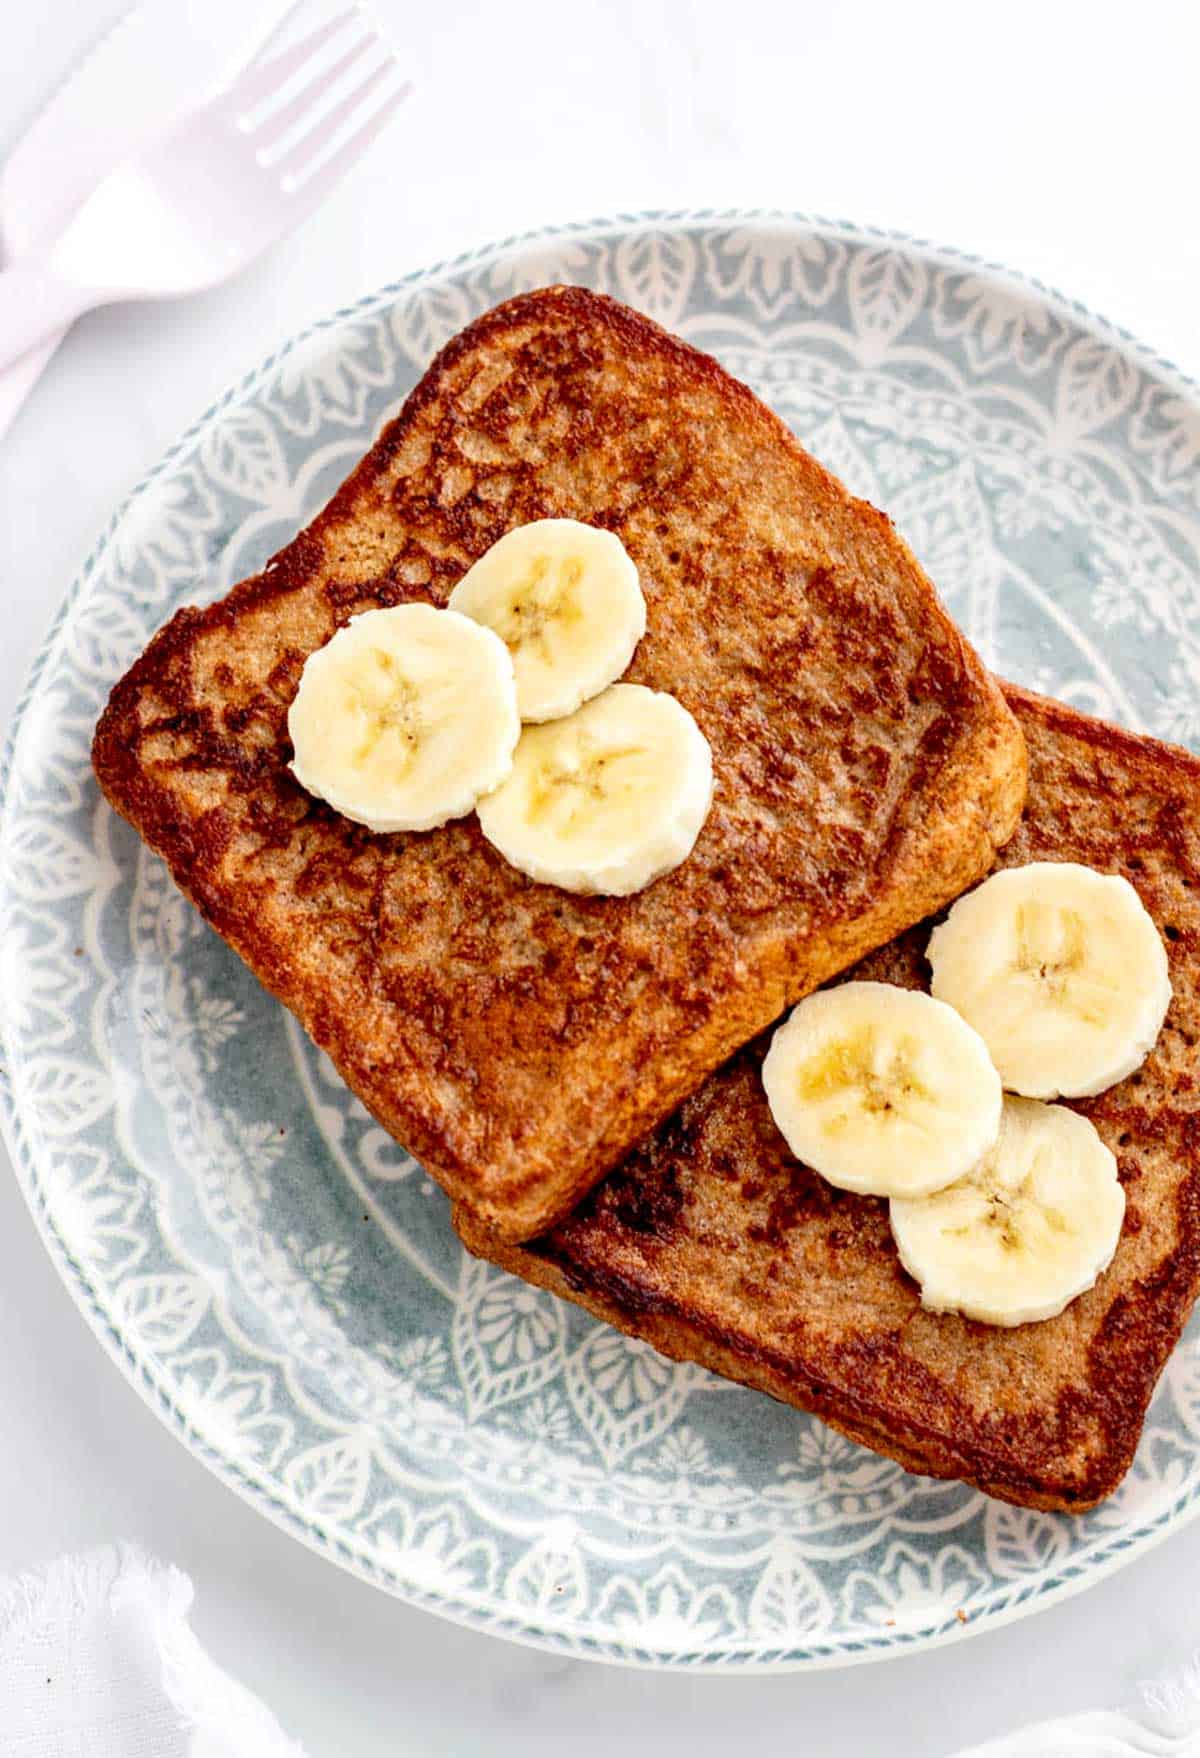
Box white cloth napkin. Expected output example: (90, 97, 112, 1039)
(953, 1700, 1200, 1758)
(0, 1547, 306, 1757)
(950, 1667, 1200, 1758)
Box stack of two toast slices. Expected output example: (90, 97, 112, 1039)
(94, 286, 1200, 1511)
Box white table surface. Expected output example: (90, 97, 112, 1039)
(3, 3, 1199, 1751)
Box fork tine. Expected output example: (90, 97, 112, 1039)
(278, 72, 408, 192)
(250, 32, 379, 155)
(229, 5, 360, 118)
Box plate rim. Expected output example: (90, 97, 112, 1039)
(2, 207, 1198, 1672)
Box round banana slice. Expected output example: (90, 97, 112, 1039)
(288, 603, 519, 834)
(928, 861, 1171, 1100)
(476, 682, 712, 896)
(761, 981, 1002, 1198)
(448, 519, 646, 723)
(890, 1096, 1125, 1327)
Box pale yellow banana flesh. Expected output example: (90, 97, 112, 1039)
(929, 861, 1171, 1099)
(448, 519, 646, 723)
(287, 603, 519, 834)
(477, 682, 712, 896)
(761, 981, 1003, 1198)
(889, 1096, 1125, 1326)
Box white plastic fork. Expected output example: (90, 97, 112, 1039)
(0, 6, 408, 373)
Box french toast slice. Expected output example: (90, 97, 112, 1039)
(93, 286, 1024, 1241)
(456, 686, 1200, 1510)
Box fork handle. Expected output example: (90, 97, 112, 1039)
(0, 265, 100, 373)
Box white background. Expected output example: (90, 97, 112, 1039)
(2, 2, 1199, 1752)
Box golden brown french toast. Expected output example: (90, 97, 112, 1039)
(93, 286, 1025, 1241)
(457, 687, 1200, 1509)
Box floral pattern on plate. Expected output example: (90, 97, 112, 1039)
(2, 213, 1200, 1668)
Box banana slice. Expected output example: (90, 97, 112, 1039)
(448, 519, 646, 722)
(288, 603, 519, 834)
(476, 682, 712, 895)
(761, 981, 1002, 1198)
(928, 861, 1171, 1100)
(890, 1096, 1125, 1326)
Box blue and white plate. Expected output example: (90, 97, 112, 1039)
(3, 213, 1200, 1670)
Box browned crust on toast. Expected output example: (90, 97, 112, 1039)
(93, 286, 1025, 1240)
(457, 685, 1200, 1509)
